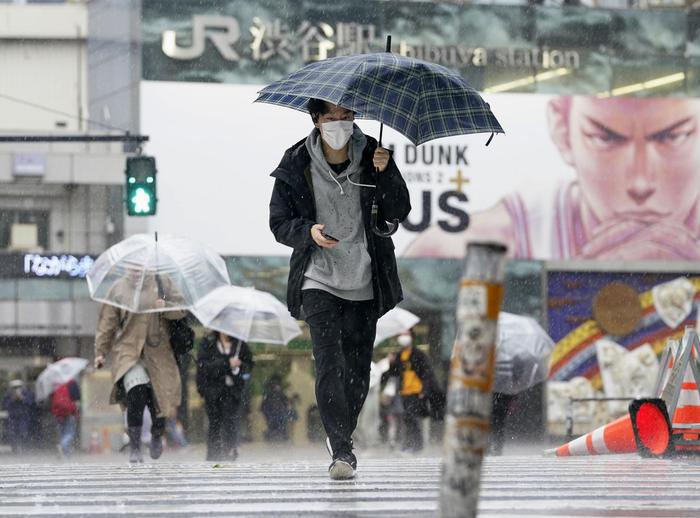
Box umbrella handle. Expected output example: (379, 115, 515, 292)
(372, 34, 399, 237)
(154, 231, 165, 301)
(371, 198, 399, 237)
(377, 35, 392, 148)
(155, 274, 165, 300)
(231, 340, 243, 375)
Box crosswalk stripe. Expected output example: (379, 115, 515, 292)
(2, 455, 700, 516)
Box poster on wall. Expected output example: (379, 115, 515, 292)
(545, 269, 700, 434)
(141, 82, 700, 262)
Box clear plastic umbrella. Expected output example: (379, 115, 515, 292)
(86, 233, 230, 313)
(374, 307, 420, 346)
(494, 312, 555, 395)
(35, 357, 88, 401)
(192, 285, 302, 345)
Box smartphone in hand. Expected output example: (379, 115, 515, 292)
(321, 231, 339, 242)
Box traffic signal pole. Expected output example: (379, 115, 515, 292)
(0, 133, 155, 216)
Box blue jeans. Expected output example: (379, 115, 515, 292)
(58, 415, 77, 455)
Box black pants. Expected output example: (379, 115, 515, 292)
(126, 384, 165, 436)
(402, 395, 426, 452)
(302, 289, 377, 455)
(204, 388, 241, 461)
(490, 392, 515, 455)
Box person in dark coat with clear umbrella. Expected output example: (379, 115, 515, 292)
(196, 330, 254, 461)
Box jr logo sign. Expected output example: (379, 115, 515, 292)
(162, 16, 241, 61)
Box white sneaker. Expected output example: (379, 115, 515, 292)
(329, 459, 355, 480)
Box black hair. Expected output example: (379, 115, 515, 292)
(307, 98, 330, 123)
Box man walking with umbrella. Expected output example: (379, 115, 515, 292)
(269, 98, 410, 479)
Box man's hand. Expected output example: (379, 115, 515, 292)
(94, 355, 105, 369)
(373, 147, 390, 172)
(155, 298, 166, 309)
(311, 224, 339, 249)
(229, 357, 242, 369)
(579, 219, 700, 261)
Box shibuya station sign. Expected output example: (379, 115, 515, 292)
(142, 1, 588, 83)
(160, 15, 580, 71)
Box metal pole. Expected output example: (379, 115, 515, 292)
(0, 135, 149, 143)
(565, 398, 574, 442)
(440, 241, 507, 518)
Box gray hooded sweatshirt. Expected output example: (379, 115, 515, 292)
(301, 126, 374, 301)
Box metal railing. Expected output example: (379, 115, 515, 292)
(565, 396, 634, 440)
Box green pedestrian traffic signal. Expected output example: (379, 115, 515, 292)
(125, 156, 157, 216)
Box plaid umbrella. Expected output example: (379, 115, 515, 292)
(255, 53, 503, 146)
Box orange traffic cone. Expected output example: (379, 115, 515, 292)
(671, 361, 700, 427)
(547, 399, 671, 458)
(670, 361, 700, 453)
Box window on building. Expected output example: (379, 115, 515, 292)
(0, 210, 50, 251)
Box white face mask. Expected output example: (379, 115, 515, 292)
(320, 120, 354, 150)
(397, 335, 412, 348)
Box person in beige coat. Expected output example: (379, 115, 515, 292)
(94, 294, 185, 463)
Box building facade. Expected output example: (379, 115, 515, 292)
(0, 0, 141, 369)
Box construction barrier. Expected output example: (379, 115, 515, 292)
(659, 329, 700, 454)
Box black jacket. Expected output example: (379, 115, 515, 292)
(196, 334, 254, 401)
(269, 132, 411, 318)
(383, 347, 437, 395)
(383, 347, 446, 420)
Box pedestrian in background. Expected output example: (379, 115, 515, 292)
(269, 98, 410, 479)
(260, 374, 294, 442)
(51, 379, 81, 458)
(165, 416, 189, 450)
(2, 379, 37, 454)
(383, 329, 442, 453)
(489, 391, 516, 456)
(94, 295, 186, 464)
(196, 330, 254, 461)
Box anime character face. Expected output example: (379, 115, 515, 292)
(552, 97, 700, 229)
